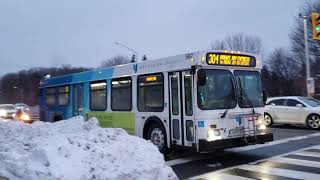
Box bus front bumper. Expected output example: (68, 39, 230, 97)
(198, 133, 273, 152)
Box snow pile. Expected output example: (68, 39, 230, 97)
(0, 117, 177, 180)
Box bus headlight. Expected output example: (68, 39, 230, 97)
(257, 116, 264, 124)
(258, 124, 266, 130)
(207, 128, 221, 141)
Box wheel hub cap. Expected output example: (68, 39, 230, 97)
(150, 128, 164, 149)
(308, 116, 320, 128)
(264, 115, 271, 125)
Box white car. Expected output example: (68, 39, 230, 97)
(264, 96, 320, 129)
(14, 103, 30, 113)
(0, 104, 17, 120)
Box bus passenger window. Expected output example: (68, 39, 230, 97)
(58, 86, 70, 106)
(111, 77, 132, 111)
(138, 73, 164, 112)
(90, 81, 107, 111)
(46, 87, 56, 105)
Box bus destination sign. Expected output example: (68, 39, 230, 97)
(206, 53, 256, 67)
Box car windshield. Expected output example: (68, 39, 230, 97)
(197, 69, 236, 110)
(298, 98, 320, 107)
(234, 71, 264, 108)
(0, 105, 16, 110)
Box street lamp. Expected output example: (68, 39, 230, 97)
(114, 42, 139, 62)
(299, 13, 312, 97)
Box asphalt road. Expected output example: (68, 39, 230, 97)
(166, 126, 320, 179)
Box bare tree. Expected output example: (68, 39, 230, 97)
(267, 48, 300, 80)
(100, 55, 130, 68)
(265, 47, 302, 96)
(289, 0, 320, 77)
(211, 33, 264, 56)
(0, 66, 90, 105)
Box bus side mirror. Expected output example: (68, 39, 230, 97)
(262, 90, 267, 104)
(198, 69, 206, 86)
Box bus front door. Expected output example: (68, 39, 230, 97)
(169, 71, 195, 147)
(72, 84, 84, 116)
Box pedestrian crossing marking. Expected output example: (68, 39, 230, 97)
(241, 164, 320, 180)
(223, 168, 301, 180)
(304, 148, 320, 154)
(291, 150, 320, 158)
(271, 157, 320, 168)
(189, 145, 320, 180)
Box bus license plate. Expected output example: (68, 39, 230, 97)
(235, 126, 245, 134)
(229, 126, 245, 137)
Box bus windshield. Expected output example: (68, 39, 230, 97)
(234, 71, 264, 108)
(198, 69, 236, 110)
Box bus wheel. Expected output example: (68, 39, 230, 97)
(53, 115, 63, 122)
(147, 123, 169, 154)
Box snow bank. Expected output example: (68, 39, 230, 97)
(0, 117, 177, 180)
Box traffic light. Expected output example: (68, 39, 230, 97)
(312, 12, 320, 40)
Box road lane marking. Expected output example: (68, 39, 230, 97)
(284, 154, 320, 162)
(166, 133, 320, 166)
(240, 164, 320, 180)
(291, 150, 320, 157)
(190, 172, 255, 180)
(256, 161, 320, 174)
(189, 145, 320, 180)
(165, 156, 203, 166)
(223, 168, 301, 180)
(226, 132, 320, 152)
(304, 148, 320, 153)
(271, 157, 320, 168)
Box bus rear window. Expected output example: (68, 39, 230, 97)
(90, 81, 107, 111)
(138, 73, 164, 112)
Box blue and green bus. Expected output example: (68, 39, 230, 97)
(39, 50, 273, 153)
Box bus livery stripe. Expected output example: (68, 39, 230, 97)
(87, 112, 135, 135)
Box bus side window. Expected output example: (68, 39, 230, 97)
(137, 73, 164, 112)
(111, 77, 132, 111)
(58, 85, 70, 106)
(46, 87, 56, 105)
(90, 81, 107, 111)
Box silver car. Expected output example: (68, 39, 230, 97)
(0, 104, 17, 119)
(264, 96, 320, 129)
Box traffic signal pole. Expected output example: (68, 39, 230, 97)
(300, 14, 311, 97)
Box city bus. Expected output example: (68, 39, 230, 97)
(39, 50, 273, 154)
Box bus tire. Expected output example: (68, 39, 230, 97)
(53, 114, 63, 122)
(146, 123, 170, 155)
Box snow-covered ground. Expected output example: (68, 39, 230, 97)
(0, 117, 177, 180)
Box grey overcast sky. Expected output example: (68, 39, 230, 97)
(0, 0, 308, 75)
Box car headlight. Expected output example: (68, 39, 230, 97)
(20, 114, 30, 121)
(0, 110, 7, 116)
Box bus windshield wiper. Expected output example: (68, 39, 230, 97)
(221, 78, 235, 119)
(237, 77, 255, 114)
(221, 105, 230, 118)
